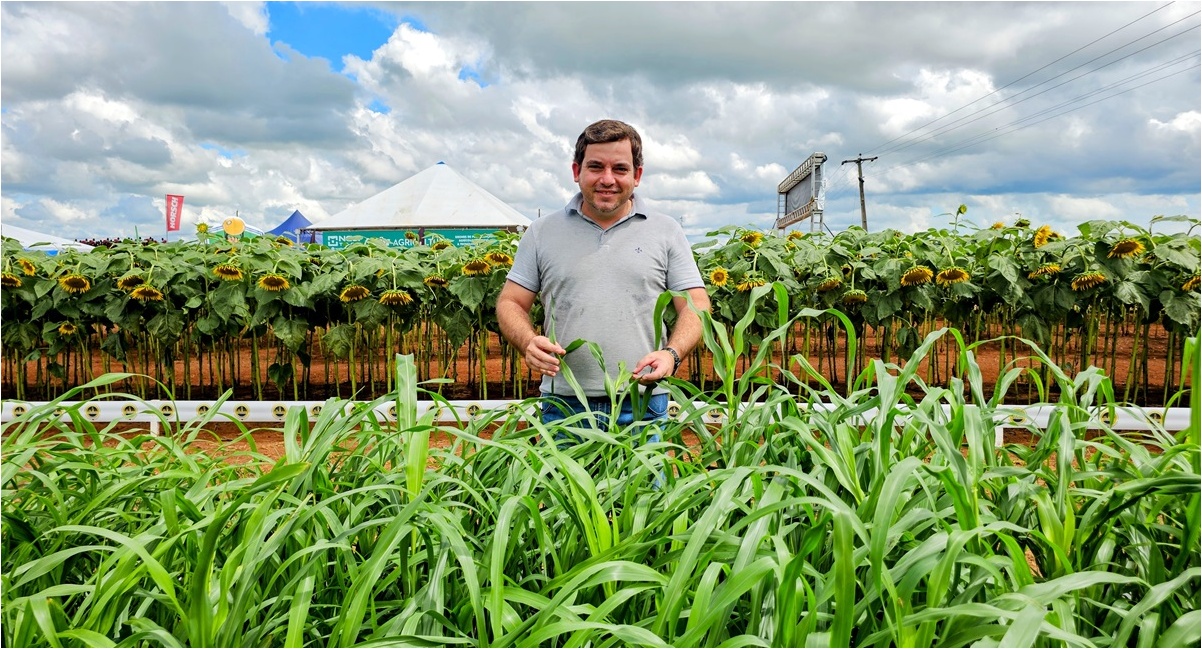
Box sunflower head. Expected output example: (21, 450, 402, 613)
(257, 274, 291, 292)
(117, 274, 145, 291)
(423, 275, 449, 289)
(404, 231, 420, 242)
(17, 258, 36, 276)
(57, 323, 79, 336)
(130, 284, 165, 302)
(991, 221, 1005, 230)
(786, 231, 803, 241)
(1, 272, 22, 288)
(735, 275, 767, 292)
(274, 236, 294, 247)
(1107, 238, 1145, 259)
(708, 267, 729, 287)
(817, 277, 842, 292)
(841, 264, 853, 276)
(1183, 275, 1201, 292)
(842, 289, 868, 305)
(58, 274, 91, 294)
(486, 251, 514, 267)
(900, 266, 934, 287)
(1028, 263, 1062, 280)
(1033, 225, 1054, 248)
(339, 284, 370, 303)
(431, 241, 452, 251)
(379, 289, 414, 306)
(196, 222, 209, 234)
(462, 258, 491, 276)
(1014, 217, 1031, 228)
(213, 264, 244, 281)
(740, 231, 764, 248)
(936, 266, 970, 286)
(1071, 272, 1107, 292)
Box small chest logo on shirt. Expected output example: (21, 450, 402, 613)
(634, 247, 643, 254)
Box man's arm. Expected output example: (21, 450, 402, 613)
(633, 287, 711, 383)
(496, 280, 566, 377)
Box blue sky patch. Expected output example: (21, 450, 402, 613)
(267, 2, 399, 70)
(200, 142, 247, 158)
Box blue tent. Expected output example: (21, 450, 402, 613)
(267, 210, 312, 242)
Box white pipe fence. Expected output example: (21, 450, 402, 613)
(1, 398, 1191, 447)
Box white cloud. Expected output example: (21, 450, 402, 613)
(224, 1, 269, 37)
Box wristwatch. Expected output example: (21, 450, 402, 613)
(661, 347, 681, 374)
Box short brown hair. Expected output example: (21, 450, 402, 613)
(573, 119, 643, 169)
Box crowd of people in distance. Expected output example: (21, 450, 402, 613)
(74, 237, 167, 248)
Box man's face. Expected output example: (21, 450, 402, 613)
(572, 139, 643, 223)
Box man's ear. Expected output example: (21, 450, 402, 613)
(571, 162, 581, 183)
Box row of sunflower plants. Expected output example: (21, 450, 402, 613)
(0, 230, 522, 401)
(1, 211, 1198, 403)
(2, 297, 1198, 647)
(692, 210, 1199, 405)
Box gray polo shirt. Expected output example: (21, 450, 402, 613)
(507, 193, 704, 397)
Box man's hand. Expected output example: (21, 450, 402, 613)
(525, 335, 566, 377)
(632, 349, 676, 384)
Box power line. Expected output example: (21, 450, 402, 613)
(867, 2, 1181, 157)
(879, 16, 1200, 159)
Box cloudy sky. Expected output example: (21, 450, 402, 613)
(2, 1, 1199, 243)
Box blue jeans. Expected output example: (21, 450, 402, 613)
(541, 392, 668, 445)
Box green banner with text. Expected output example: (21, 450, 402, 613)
(320, 228, 502, 250)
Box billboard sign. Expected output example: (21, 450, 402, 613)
(321, 228, 502, 250)
(775, 153, 827, 229)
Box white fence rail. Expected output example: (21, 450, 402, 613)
(1, 399, 1192, 446)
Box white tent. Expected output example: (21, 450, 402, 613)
(307, 162, 531, 232)
(1, 224, 94, 254)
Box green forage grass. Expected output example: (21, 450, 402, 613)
(3, 287, 1198, 647)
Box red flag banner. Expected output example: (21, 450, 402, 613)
(165, 194, 185, 232)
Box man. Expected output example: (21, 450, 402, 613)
(496, 119, 711, 430)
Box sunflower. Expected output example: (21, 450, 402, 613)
(1107, 238, 1145, 259)
(339, 284, 370, 303)
(130, 284, 165, 302)
(841, 264, 852, 276)
(900, 266, 933, 287)
(708, 267, 729, 287)
(257, 274, 290, 292)
(57, 323, 79, 336)
(487, 251, 514, 267)
(379, 289, 413, 306)
(787, 231, 803, 241)
(735, 275, 767, 292)
(842, 289, 868, 305)
(740, 231, 764, 247)
(424, 275, 449, 289)
(1183, 275, 1201, 292)
(1033, 225, 1054, 248)
(817, 277, 842, 292)
(462, 259, 491, 276)
(936, 266, 970, 286)
(117, 274, 145, 291)
(58, 274, 91, 294)
(991, 221, 1005, 230)
(404, 231, 420, 241)
(196, 222, 210, 234)
(1070, 272, 1106, 292)
(1015, 218, 1031, 228)
(1, 272, 22, 288)
(431, 241, 452, 251)
(1028, 263, 1062, 279)
(274, 236, 294, 246)
(213, 264, 244, 281)
(17, 258, 36, 276)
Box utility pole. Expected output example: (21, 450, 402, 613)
(842, 154, 878, 230)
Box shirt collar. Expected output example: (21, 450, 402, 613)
(566, 192, 646, 225)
